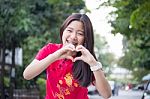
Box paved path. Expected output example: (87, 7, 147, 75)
(88, 90, 144, 99)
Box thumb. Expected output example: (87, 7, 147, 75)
(73, 57, 82, 62)
(66, 56, 74, 61)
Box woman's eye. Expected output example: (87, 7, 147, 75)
(77, 32, 84, 36)
(67, 30, 72, 32)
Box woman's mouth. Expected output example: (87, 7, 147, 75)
(66, 40, 78, 47)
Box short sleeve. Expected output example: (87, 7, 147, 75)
(35, 43, 62, 60)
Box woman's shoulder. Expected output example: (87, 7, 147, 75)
(46, 43, 63, 50)
(35, 43, 62, 60)
(47, 43, 62, 47)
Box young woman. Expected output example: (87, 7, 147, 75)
(23, 13, 111, 99)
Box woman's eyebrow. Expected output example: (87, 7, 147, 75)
(66, 27, 73, 30)
(67, 26, 84, 32)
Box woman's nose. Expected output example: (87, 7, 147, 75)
(71, 32, 77, 40)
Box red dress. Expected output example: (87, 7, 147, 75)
(35, 43, 88, 99)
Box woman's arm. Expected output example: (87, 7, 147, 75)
(89, 60, 112, 99)
(23, 43, 76, 80)
(74, 45, 112, 99)
(23, 52, 58, 80)
(94, 70, 112, 99)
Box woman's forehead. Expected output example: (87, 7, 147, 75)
(67, 21, 84, 31)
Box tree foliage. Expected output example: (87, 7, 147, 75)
(101, 0, 150, 81)
(0, 0, 86, 96)
(0, 0, 31, 48)
(22, 0, 86, 66)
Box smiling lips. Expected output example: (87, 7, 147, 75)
(67, 40, 78, 47)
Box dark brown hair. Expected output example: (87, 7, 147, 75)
(60, 13, 97, 87)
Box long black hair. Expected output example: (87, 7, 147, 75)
(60, 13, 97, 87)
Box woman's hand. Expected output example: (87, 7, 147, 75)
(54, 44, 97, 65)
(54, 43, 76, 61)
(74, 45, 96, 65)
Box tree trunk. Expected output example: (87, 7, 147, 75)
(9, 42, 16, 99)
(0, 40, 5, 99)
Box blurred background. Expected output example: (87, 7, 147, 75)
(0, 0, 149, 99)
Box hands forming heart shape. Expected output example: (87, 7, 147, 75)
(59, 44, 83, 61)
(56, 44, 95, 64)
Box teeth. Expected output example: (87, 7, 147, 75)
(67, 41, 77, 46)
(72, 43, 77, 46)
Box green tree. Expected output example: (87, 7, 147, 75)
(0, 0, 34, 98)
(0, 0, 86, 98)
(22, 0, 86, 65)
(101, 0, 150, 81)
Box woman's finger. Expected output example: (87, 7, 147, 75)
(66, 56, 74, 61)
(74, 57, 82, 62)
(76, 45, 88, 53)
(64, 43, 76, 51)
(76, 45, 83, 50)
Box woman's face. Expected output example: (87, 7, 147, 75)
(62, 20, 85, 47)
